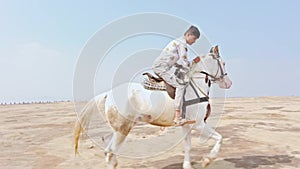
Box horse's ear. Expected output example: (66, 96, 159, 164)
(210, 47, 213, 53)
(214, 45, 219, 54)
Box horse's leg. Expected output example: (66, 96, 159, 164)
(200, 123, 222, 167)
(102, 132, 113, 146)
(103, 106, 134, 169)
(182, 126, 194, 169)
(104, 131, 127, 169)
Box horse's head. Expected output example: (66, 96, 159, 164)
(193, 45, 232, 89)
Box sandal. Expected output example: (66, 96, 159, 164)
(174, 117, 196, 126)
(173, 117, 187, 126)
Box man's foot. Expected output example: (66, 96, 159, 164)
(173, 116, 183, 124)
(173, 117, 196, 126)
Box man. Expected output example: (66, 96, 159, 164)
(152, 25, 200, 125)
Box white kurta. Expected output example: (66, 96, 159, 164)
(152, 36, 191, 110)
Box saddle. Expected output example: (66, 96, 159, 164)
(142, 72, 176, 99)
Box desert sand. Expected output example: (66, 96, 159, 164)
(0, 97, 299, 169)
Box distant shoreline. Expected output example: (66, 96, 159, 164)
(1, 96, 300, 105)
(0, 100, 71, 105)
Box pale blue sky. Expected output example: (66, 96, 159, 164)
(1, 0, 300, 102)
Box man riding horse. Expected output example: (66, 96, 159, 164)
(152, 25, 201, 126)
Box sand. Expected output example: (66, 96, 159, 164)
(0, 97, 299, 169)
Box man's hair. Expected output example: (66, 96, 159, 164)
(184, 25, 200, 38)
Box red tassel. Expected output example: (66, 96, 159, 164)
(204, 104, 211, 123)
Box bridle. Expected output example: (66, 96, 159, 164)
(184, 50, 228, 97)
(197, 53, 228, 82)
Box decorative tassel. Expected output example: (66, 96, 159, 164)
(204, 104, 211, 123)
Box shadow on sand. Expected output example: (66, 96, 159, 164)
(224, 155, 294, 169)
(160, 155, 294, 169)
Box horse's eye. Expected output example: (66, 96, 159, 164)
(223, 62, 226, 66)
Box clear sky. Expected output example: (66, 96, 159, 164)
(1, 0, 300, 103)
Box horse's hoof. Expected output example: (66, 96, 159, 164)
(183, 161, 194, 169)
(201, 157, 212, 168)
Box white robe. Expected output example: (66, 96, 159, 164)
(152, 36, 191, 110)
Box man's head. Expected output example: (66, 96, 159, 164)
(184, 25, 200, 45)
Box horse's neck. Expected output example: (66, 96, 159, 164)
(188, 63, 211, 98)
(190, 76, 210, 98)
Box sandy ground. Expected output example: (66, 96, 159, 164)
(0, 97, 299, 169)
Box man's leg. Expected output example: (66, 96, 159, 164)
(156, 70, 188, 124)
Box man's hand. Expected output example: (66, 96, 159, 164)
(193, 56, 201, 63)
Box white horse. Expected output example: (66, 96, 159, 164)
(74, 45, 232, 169)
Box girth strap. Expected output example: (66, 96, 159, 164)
(184, 97, 209, 107)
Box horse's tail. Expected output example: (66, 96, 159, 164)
(74, 95, 107, 155)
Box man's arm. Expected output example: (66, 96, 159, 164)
(176, 43, 190, 68)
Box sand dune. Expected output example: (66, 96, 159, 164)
(0, 97, 299, 169)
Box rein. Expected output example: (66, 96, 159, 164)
(199, 71, 227, 82)
(191, 78, 209, 98)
